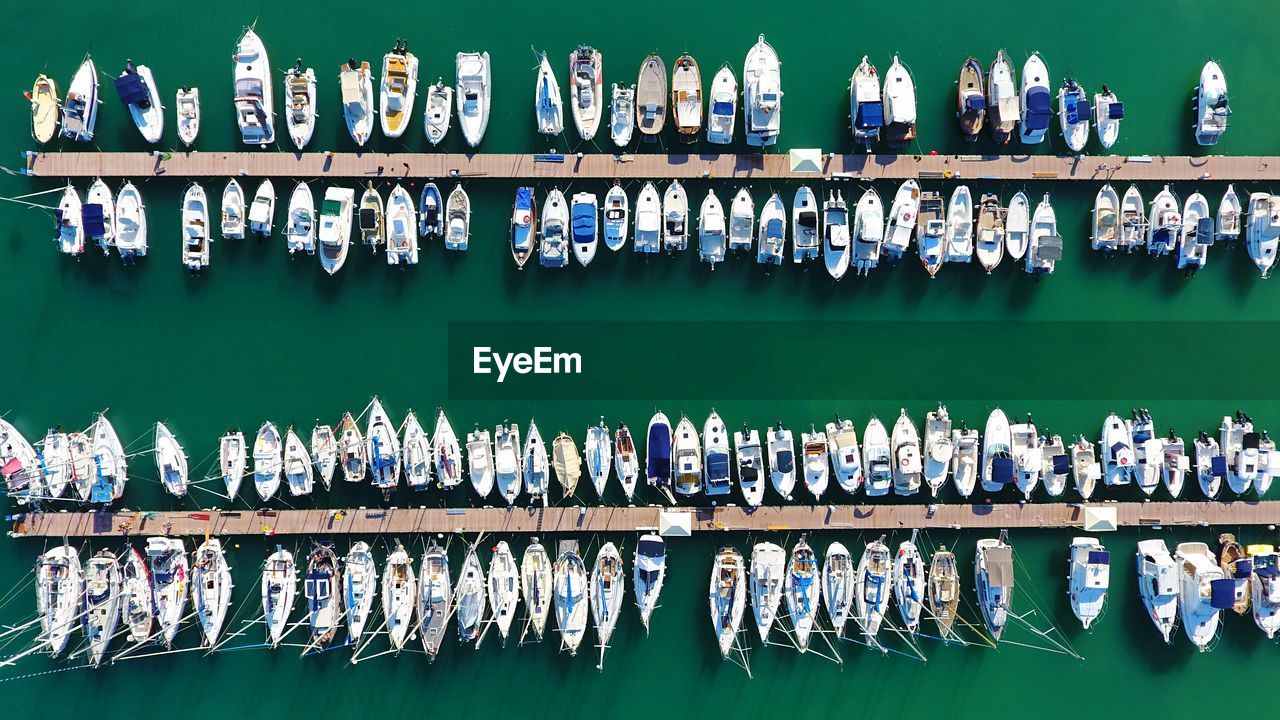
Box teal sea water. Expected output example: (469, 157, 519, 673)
(3, 1, 1280, 718)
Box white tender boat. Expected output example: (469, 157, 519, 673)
(233, 29, 274, 145)
(1246, 192, 1280, 277)
(284, 182, 316, 255)
(61, 56, 99, 143)
(766, 422, 796, 500)
(318, 186, 355, 275)
(1136, 539, 1179, 643)
(1092, 183, 1121, 253)
(707, 65, 737, 144)
(115, 182, 147, 260)
(728, 188, 754, 252)
(609, 83, 634, 146)
(534, 52, 563, 136)
(699, 189, 726, 268)
(570, 45, 603, 141)
(633, 182, 661, 254)
(1093, 85, 1123, 149)
(116, 60, 163, 143)
(757, 193, 786, 265)
(663, 181, 689, 253)
(1195, 60, 1230, 146)
(1057, 78, 1090, 153)
(379, 41, 418, 138)
(192, 539, 233, 646)
(285, 61, 316, 149)
(154, 422, 188, 497)
(1068, 537, 1109, 629)
(53, 184, 83, 256)
(634, 535, 666, 632)
(252, 421, 282, 500)
(743, 35, 782, 147)
(1148, 185, 1182, 256)
(339, 59, 374, 145)
(1018, 52, 1050, 144)
(424, 80, 452, 145)
(456, 51, 491, 146)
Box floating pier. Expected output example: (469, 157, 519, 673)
(10, 501, 1278, 538)
(21, 151, 1280, 181)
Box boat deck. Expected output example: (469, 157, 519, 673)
(22, 151, 1280, 181)
(9, 501, 1277, 538)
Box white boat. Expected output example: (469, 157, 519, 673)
(1026, 193, 1062, 275)
(663, 181, 689, 252)
(822, 542, 854, 635)
(318, 186, 355, 275)
(710, 547, 746, 657)
(192, 539, 232, 646)
(590, 542, 624, 659)
(1018, 52, 1050, 144)
(522, 541, 552, 640)
(1119, 185, 1146, 251)
(82, 549, 120, 666)
(1093, 85, 1123, 149)
(1221, 411, 1257, 496)
(734, 426, 765, 507)
(766, 422, 796, 500)
(801, 427, 829, 500)
(826, 417, 862, 495)
(1195, 60, 1230, 146)
(757, 193, 786, 265)
(401, 412, 431, 491)
(981, 409, 1013, 494)
(944, 185, 973, 263)
(339, 59, 374, 145)
(29, 74, 59, 145)
(221, 180, 245, 240)
(975, 535, 1014, 642)
(1092, 183, 1121, 252)
(1005, 191, 1029, 260)
(493, 422, 521, 504)
(634, 535, 666, 632)
(974, 192, 1005, 272)
(609, 83, 634, 146)
(915, 190, 945, 276)
(456, 545, 487, 644)
(863, 417, 892, 497)
(382, 542, 417, 650)
(39, 429, 71, 500)
(671, 53, 702, 140)
(366, 398, 402, 494)
(923, 405, 954, 496)
(53, 184, 83, 256)
(343, 542, 376, 644)
(749, 542, 785, 642)
(456, 51, 491, 146)
(66, 431, 93, 502)
(584, 419, 611, 498)
(894, 540, 926, 633)
(114, 182, 147, 260)
(554, 547, 588, 655)
(540, 188, 569, 267)
(489, 541, 520, 645)
(424, 79, 452, 144)
(1057, 78, 1089, 153)
(419, 543, 451, 657)
(117, 546, 152, 645)
(952, 425, 979, 498)
(466, 425, 494, 498)
(1175, 541, 1227, 650)
(570, 45, 603, 141)
(85, 178, 115, 254)
(61, 56, 99, 143)
(1194, 431, 1222, 499)
(571, 192, 599, 266)
(883, 54, 917, 146)
(358, 185, 385, 252)
(304, 544, 341, 648)
(673, 415, 702, 497)
(1068, 537, 1109, 629)
(1218, 184, 1242, 243)
(1101, 412, 1135, 487)
(743, 35, 782, 147)
(181, 183, 210, 271)
(602, 183, 628, 252)
(1129, 409, 1164, 496)
(792, 186, 820, 263)
(433, 409, 462, 489)
(116, 61, 163, 143)
(633, 182, 661, 254)
(1249, 545, 1280, 639)
(854, 538, 892, 644)
(379, 41, 418, 139)
(891, 409, 922, 496)
(852, 188, 886, 277)
(89, 414, 127, 502)
(36, 544, 81, 657)
(284, 182, 316, 255)
(882, 179, 918, 262)
(1041, 433, 1070, 497)
(311, 424, 337, 490)
(1246, 192, 1280, 277)
(284, 61, 316, 149)
(385, 184, 418, 265)
(248, 179, 274, 237)
(147, 536, 188, 647)
(612, 423, 639, 502)
(1010, 414, 1042, 499)
(261, 547, 296, 646)
(253, 421, 282, 501)
(534, 51, 563, 136)
(987, 50, 1018, 144)
(699, 189, 727, 268)
(525, 421, 550, 505)
(283, 427, 313, 496)
(822, 190, 851, 280)
(1135, 539, 1178, 643)
(703, 412, 731, 497)
(445, 184, 470, 251)
(849, 56, 882, 148)
(154, 422, 188, 497)
(1148, 185, 1182, 256)
(706, 65, 737, 144)
(728, 188, 754, 252)
(233, 29, 274, 145)
(784, 539, 820, 652)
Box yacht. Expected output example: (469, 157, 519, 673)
(662, 180, 689, 253)
(743, 35, 782, 147)
(366, 398, 402, 495)
(339, 58, 374, 145)
(883, 179, 919, 262)
(1010, 415, 1042, 499)
(792, 186, 820, 263)
(1175, 542, 1227, 651)
(673, 415, 702, 497)
(1026, 194, 1062, 275)
(466, 425, 494, 499)
(699, 189, 726, 269)
(233, 30, 273, 145)
(1129, 409, 1164, 496)
(850, 56, 883, 148)
(1195, 60, 1230, 146)
(1135, 539, 1179, 643)
(800, 426, 829, 500)
(923, 405, 954, 496)
(956, 57, 985, 141)
(703, 412, 731, 496)
(646, 412, 673, 499)
(1246, 192, 1280, 277)
(734, 425, 766, 507)
(317, 187, 355, 275)
(570, 45, 603, 141)
(891, 410, 922, 496)
(975, 192, 1006, 272)
(671, 53, 702, 140)
(767, 422, 796, 500)
(826, 416, 862, 495)
(944, 185, 974, 263)
(1019, 52, 1051, 144)
(981, 409, 1014, 494)
(1194, 430, 1222, 499)
(882, 54, 916, 146)
(852, 188, 885, 277)
(1101, 412, 1135, 487)
(728, 188, 754, 252)
(1068, 537, 1109, 629)
(987, 50, 1018, 144)
(915, 190, 945, 276)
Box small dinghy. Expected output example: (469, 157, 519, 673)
(86, 178, 116, 254)
(525, 421, 550, 505)
(981, 409, 1014, 494)
(1218, 184, 1242, 243)
(494, 422, 521, 504)
(822, 542, 855, 636)
(602, 183, 628, 251)
(923, 405, 954, 496)
(883, 179, 918, 262)
(1092, 183, 1121, 253)
(115, 60, 163, 143)
(975, 192, 1005, 272)
(826, 416, 863, 495)
(646, 412, 674, 499)
(699, 189, 727, 268)
(419, 543, 451, 658)
(1174, 542, 1227, 650)
(571, 192, 599, 266)
(662, 180, 689, 253)
(951, 425, 980, 497)
(785, 538, 820, 651)
(1147, 185, 1182, 256)
(894, 539, 926, 633)
(534, 51, 563, 136)
(749, 542, 785, 642)
(248, 179, 274, 237)
(609, 83, 635, 146)
(89, 414, 127, 503)
(147, 536, 188, 647)
(883, 54, 916, 146)
(311, 424, 338, 490)
(233, 29, 274, 145)
(379, 40, 418, 139)
(119, 546, 153, 644)
(863, 417, 893, 496)
(424, 79, 453, 144)
(1019, 52, 1051, 144)
(956, 57, 985, 141)
(359, 184, 385, 252)
(1195, 60, 1230, 146)
(382, 542, 417, 651)
(53, 184, 84, 256)
(1005, 191, 1029, 260)
(672, 53, 702, 141)
(366, 398, 402, 495)
(304, 544, 342, 648)
(707, 65, 737, 144)
(253, 421, 283, 501)
(614, 422, 639, 501)
(766, 422, 797, 500)
(703, 412, 731, 496)
(1040, 433, 1070, 497)
(261, 547, 296, 646)
(673, 415, 702, 497)
(1102, 412, 1135, 487)
(633, 182, 662, 253)
(743, 35, 782, 147)
(540, 188, 569, 268)
(792, 186, 820, 263)
(1178, 192, 1213, 271)
(943, 185, 974, 264)
(221, 180, 246, 240)
(285, 61, 316, 149)
(220, 431, 246, 499)
(915, 190, 945, 276)
(192, 539, 233, 646)
(417, 183, 443, 237)
(489, 541, 520, 645)
(114, 181, 147, 260)
(510, 186, 537, 268)
(570, 45, 604, 141)
(522, 541, 552, 640)
(1026, 193, 1062, 275)
(339, 58, 374, 145)
(927, 547, 960, 639)
(822, 190, 852, 279)
(585, 419, 611, 498)
(61, 56, 99, 142)
(734, 425, 765, 506)
(456, 51, 492, 146)
(975, 534, 1014, 642)
(385, 184, 418, 265)
(37, 544, 81, 657)
(710, 546, 746, 657)
(154, 422, 188, 497)
(1010, 415, 1042, 499)
(1058, 78, 1090, 153)
(1093, 85, 1123, 148)
(445, 184, 471, 251)
(855, 538, 892, 645)
(432, 409, 462, 489)
(635, 54, 667, 139)
(284, 181, 316, 255)
(987, 50, 1018, 144)
(402, 412, 432, 491)
(83, 549, 121, 666)
(455, 545, 487, 644)
(283, 427, 313, 496)
(466, 425, 494, 498)
(338, 412, 367, 483)
(1068, 537, 1109, 630)
(1247, 192, 1280, 277)
(891, 409, 922, 496)
(343, 542, 376, 643)
(634, 535, 666, 632)
(590, 542, 625, 660)
(1163, 430, 1189, 498)
(554, 546, 588, 654)
(29, 74, 60, 144)
(756, 193, 786, 265)
(181, 183, 211, 271)
(1135, 539, 1178, 643)
(728, 188, 754, 252)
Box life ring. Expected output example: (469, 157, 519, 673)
(522, 213, 531, 224)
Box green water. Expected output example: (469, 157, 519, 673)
(4, 1, 1280, 717)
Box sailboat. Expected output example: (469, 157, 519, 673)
(975, 534, 1014, 642)
(590, 542, 625, 660)
(554, 546, 588, 655)
(585, 419, 612, 498)
(366, 399, 401, 495)
(614, 422, 639, 502)
(432, 409, 462, 489)
(455, 545, 487, 644)
(192, 539, 233, 646)
(634, 535, 666, 633)
(154, 422, 189, 497)
(283, 427, 313, 496)
(418, 543, 451, 658)
(822, 542, 855, 636)
(61, 56, 99, 142)
(90, 414, 127, 502)
(304, 544, 341, 649)
(522, 541, 553, 640)
(570, 45, 604, 141)
(534, 52, 563, 135)
(494, 422, 522, 504)
(894, 539, 926, 633)
(343, 542, 375, 644)
(379, 40, 418, 138)
(525, 421, 550, 505)
(927, 546, 960, 639)
(382, 542, 417, 651)
(489, 541, 520, 644)
(233, 29, 274, 144)
(261, 547, 296, 646)
(338, 412, 367, 483)
(710, 547, 746, 657)
(82, 549, 121, 666)
(750, 542, 785, 642)
(147, 536, 189, 647)
(36, 544, 81, 657)
(854, 538, 892, 645)
(253, 421, 283, 501)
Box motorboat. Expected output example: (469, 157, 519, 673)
(1019, 52, 1051, 144)
(822, 542, 854, 635)
(1135, 539, 1179, 643)
(891, 410, 922, 496)
(633, 182, 661, 253)
(248, 179, 274, 237)
(455, 51, 491, 146)
(671, 53, 702, 140)
(822, 190, 851, 279)
(634, 535, 666, 632)
(883, 54, 916, 146)
(385, 184, 417, 265)
(285, 61, 316, 149)
(706, 65, 736, 144)
(1147, 185, 1182, 256)
(1218, 533, 1252, 615)
(850, 56, 883, 148)
(379, 41, 418, 138)
(603, 183, 628, 251)
(82, 549, 121, 666)
(749, 542, 785, 642)
(456, 545, 487, 644)
(465, 425, 494, 498)
(703, 412, 731, 496)
(673, 415, 702, 497)
(252, 421, 282, 501)
(571, 192, 599, 266)
(115, 60, 163, 143)
(952, 425, 980, 498)
(192, 539, 233, 646)
(923, 405, 954, 496)
(147, 536, 188, 647)
(743, 35, 781, 147)
(36, 544, 81, 657)
(756, 193, 786, 265)
(358, 184, 385, 252)
(1026, 193, 1062, 275)
(1101, 412, 1135, 486)
(894, 539, 925, 633)
(1005, 191, 1029, 260)
(883, 179, 918, 262)
(975, 534, 1014, 642)
(1195, 60, 1230, 146)
(522, 541, 552, 640)
(525, 421, 550, 504)
(367, 398, 402, 495)
(1249, 545, 1280, 638)
(851, 188, 885, 277)
(635, 54, 667, 138)
(735, 425, 766, 507)
(303, 543, 341, 648)
(981, 409, 1015, 494)
(511, 186, 537, 267)
(987, 50, 1018, 144)
(826, 416, 862, 495)
(61, 57, 99, 143)
(29, 74, 59, 144)
(1120, 185, 1146, 251)
(552, 432, 582, 498)
(1218, 184, 1242, 243)
(419, 543, 451, 658)
(800, 426, 829, 500)
(1010, 415, 1042, 499)
(540, 188, 569, 268)
(154, 422, 188, 497)
(854, 538, 892, 645)
(662, 180, 689, 252)
(585, 419, 612, 498)
(785, 538, 820, 651)
(610, 83, 634, 146)
(956, 57, 985, 141)
(1220, 411, 1255, 495)
(1092, 183, 1121, 253)
(1058, 78, 1090, 153)
(233, 29, 274, 145)
(646, 412, 673, 498)
(614, 422, 639, 501)
(343, 542, 376, 644)
(261, 547, 295, 646)
(728, 188, 754, 252)
(221, 180, 245, 240)
(1040, 433, 1070, 497)
(792, 186, 820, 263)
(317, 187, 355, 275)
(915, 190, 945, 276)
(927, 546, 960, 639)
(494, 422, 522, 504)
(766, 422, 796, 500)
(114, 182, 147, 260)
(534, 51, 563, 136)
(1194, 430, 1222, 499)
(1068, 537, 1109, 629)
(1093, 85, 1123, 148)
(400, 413, 431, 491)
(975, 193, 1006, 272)
(1246, 192, 1280, 277)
(1175, 541, 1228, 650)
(554, 546, 588, 655)
(85, 178, 115, 254)
(181, 184, 211, 270)
(1130, 409, 1164, 496)
(710, 547, 746, 657)
(284, 182, 316, 255)
(863, 417, 892, 497)
(424, 79, 452, 144)
(570, 45, 604, 141)
(944, 185, 974, 263)
(699, 189, 727, 269)
(283, 427, 313, 496)
(488, 541, 519, 645)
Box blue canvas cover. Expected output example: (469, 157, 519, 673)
(1209, 577, 1237, 609)
(1211, 455, 1228, 478)
(964, 95, 987, 112)
(1052, 454, 1071, 475)
(571, 203, 596, 243)
(1025, 89, 1051, 130)
(855, 102, 884, 129)
(115, 72, 148, 107)
(82, 203, 106, 237)
(712, 101, 733, 116)
(992, 456, 1015, 484)
(1108, 102, 1125, 119)
(1087, 550, 1110, 565)
(708, 453, 730, 480)
(766, 218, 783, 239)
(776, 449, 794, 473)
(648, 425, 671, 479)
(1257, 564, 1280, 579)
(1233, 559, 1253, 579)
(88, 463, 113, 504)
(515, 187, 532, 212)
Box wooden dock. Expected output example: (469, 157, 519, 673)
(21, 150, 1280, 182)
(9, 501, 1279, 539)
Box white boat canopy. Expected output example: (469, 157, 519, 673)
(658, 510, 692, 537)
(789, 148, 823, 174)
(1082, 506, 1118, 532)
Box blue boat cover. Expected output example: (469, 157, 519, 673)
(1087, 550, 1110, 565)
(1233, 559, 1253, 579)
(1066, 98, 1091, 125)
(53, 209, 64, 228)
(1209, 578, 1237, 609)
(1211, 455, 1228, 478)
(992, 456, 1015, 484)
(708, 453, 730, 480)
(776, 449, 794, 473)
(855, 102, 884, 129)
(82, 203, 106, 237)
(1257, 564, 1280, 579)
(766, 218, 783, 239)
(1153, 228, 1171, 247)
(964, 95, 987, 112)
(571, 203, 596, 243)
(1052, 454, 1070, 475)
(648, 425, 671, 479)
(712, 101, 733, 116)
(1108, 102, 1125, 119)
(115, 72, 148, 107)
(1025, 89, 1051, 130)
(88, 462, 113, 503)
(515, 187, 532, 211)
